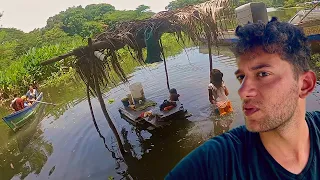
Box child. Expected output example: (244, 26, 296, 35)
(208, 69, 233, 116)
(160, 88, 179, 111)
(169, 88, 180, 102)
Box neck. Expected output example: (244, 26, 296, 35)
(259, 103, 310, 174)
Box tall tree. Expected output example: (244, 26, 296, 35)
(85, 3, 115, 21)
(165, 0, 207, 10)
(136, 5, 151, 13)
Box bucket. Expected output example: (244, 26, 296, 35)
(129, 82, 145, 101)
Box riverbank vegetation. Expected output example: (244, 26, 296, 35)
(0, 0, 318, 102)
(311, 54, 320, 79)
(0, 4, 154, 98)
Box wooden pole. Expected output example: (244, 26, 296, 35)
(86, 85, 112, 152)
(159, 38, 170, 91)
(207, 31, 213, 75)
(88, 38, 125, 153)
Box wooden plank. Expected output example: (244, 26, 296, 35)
(119, 101, 186, 128)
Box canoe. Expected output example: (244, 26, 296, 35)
(2, 92, 43, 131)
(288, 8, 320, 53)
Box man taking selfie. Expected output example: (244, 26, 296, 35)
(166, 17, 320, 179)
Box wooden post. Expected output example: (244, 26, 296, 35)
(159, 38, 170, 91)
(207, 30, 213, 75)
(88, 38, 125, 153)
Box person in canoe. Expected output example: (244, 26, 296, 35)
(26, 85, 39, 104)
(10, 94, 28, 112)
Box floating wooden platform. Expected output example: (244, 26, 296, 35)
(119, 100, 190, 130)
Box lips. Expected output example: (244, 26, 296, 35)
(243, 104, 260, 116)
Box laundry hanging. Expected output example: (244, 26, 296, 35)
(144, 27, 163, 64)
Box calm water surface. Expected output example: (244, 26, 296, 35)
(0, 46, 319, 180)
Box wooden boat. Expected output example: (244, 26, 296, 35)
(288, 6, 320, 53)
(207, 3, 320, 52)
(2, 92, 43, 131)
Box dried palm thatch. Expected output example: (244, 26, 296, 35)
(42, 0, 235, 91)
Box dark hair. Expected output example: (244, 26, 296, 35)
(211, 69, 223, 88)
(13, 94, 18, 98)
(169, 88, 178, 94)
(233, 17, 311, 78)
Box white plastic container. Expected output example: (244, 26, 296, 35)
(235, 2, 268, 26)
(129, 82, 145, 101)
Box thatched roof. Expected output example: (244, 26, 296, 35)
(41, 0, 235, 91)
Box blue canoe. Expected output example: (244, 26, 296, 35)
(2, 92, 43, 131)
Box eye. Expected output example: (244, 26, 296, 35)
(257, 72, 270, 77)
(236, 75, 245, 81)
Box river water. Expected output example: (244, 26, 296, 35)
(1, 8, 319, 180)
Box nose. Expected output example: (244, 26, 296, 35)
(238, 76, 257, 100)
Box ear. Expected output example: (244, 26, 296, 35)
(299, 71, 317, 99)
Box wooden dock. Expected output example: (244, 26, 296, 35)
(119, 100, 190, 130)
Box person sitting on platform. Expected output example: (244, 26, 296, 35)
(169, 88, 180, 102)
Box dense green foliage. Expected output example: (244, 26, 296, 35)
(310, 54, 320, 79)
(0, 4, 154, 96)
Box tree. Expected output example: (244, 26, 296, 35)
(165, 0, 207, 10)
(284, 0, 296, 7)
(136, 5, 151, 13)
(85, 3, 115, 21)
(103, 5, 154, 28)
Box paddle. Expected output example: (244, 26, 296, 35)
(31, 100, 57, 106)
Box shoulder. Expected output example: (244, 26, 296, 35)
(165, 126, 251, 179)
(208, 83, 216, 90)
(306, 111, 320, 125)
(222, 81, 226, 87)
(16, 98, 22, 103)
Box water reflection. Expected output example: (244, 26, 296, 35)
(118, 117, 195, 179)
(42, 81, 86, 120)
(0, 105, 54, 180)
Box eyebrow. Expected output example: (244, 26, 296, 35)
(234, 64, 272, 75)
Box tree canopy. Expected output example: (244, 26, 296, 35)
(166, 0, 207, 10)
(0, 3, 156, 94)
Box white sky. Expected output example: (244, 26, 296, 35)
(0, 0, 172, 32)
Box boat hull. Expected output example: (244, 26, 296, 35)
(2, 92, 43, 131)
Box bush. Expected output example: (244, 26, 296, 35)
(0, 37, 85, 95)
(310, 54, 320, 79)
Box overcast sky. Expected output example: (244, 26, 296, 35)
(0, 0, 172, 32)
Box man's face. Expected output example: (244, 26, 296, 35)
(235, 49, 300, 132)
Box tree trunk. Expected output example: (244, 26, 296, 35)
(160, 38, 170, 91)
(88, 38, 125, 153)
(207, 31, 213, 75)
(93, 74, 125, 153)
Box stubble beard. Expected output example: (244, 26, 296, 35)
(245, 83, 299, 133)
